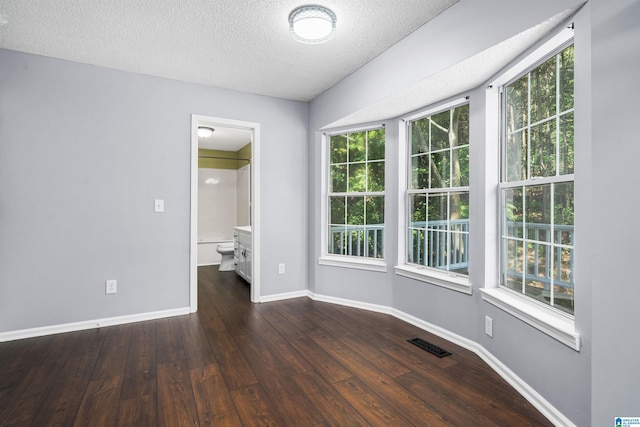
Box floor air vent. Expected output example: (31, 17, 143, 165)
(407, 337, 452, 358)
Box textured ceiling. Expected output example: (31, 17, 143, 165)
(0, 0, 458, 102)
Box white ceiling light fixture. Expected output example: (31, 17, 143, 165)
(198, 126, 215, 138)
(289, 5, 336, 44)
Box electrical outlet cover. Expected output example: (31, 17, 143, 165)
(106, 280, 117, 294)
(485, 316, 493, 337)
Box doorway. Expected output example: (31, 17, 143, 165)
(190, 115, 261, 311)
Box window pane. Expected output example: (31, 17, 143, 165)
(365, 196, 384, 225)
(449, 230, 469, 274)
(559, 45, 574, 112)
(330, 164, 347, 193)
(503, 239, 523, 292)
(329, 196, 345, 225)
(328, 225, 347, 255)
(506, 129, 527, 182)
(525, 242, 550, 306)
(430, 151, 450, 188)
(450, 192, 469, 221)
(452, 146, 469, 187)
(554, 182, 574, 245)
(330, 134, 347, 164)
(409, 194, 426, 266)
(430, 110, 450, 151)
(559, 111, 574, 175)
(411, 118, 429, 155)
(530, 120, 556, 178)
(408, 228, 425, 265)
(410, 155, 429, 190)
(367, 161, 384, 192)
(427, 194, 447, 222)
(427, 227, 448, 270)
(348, 163, 366, 192)
(530, 54, 557, 124)
(554, 182, 574, 226)
(528, 242, 550, 282)
(348, 132, 366, 162)
(450, 192, 470, 274)
(506, 74, 528, 131)
(366, 196, 384, 259)
(346, 196, 364, 225)
(410, 194, 427, 223)
(525, 185, 551, 241)
(504, 187, 523, 238)
(455, 104, 470, 146)
(554, 246, 574, 314)
(367, 129, 385, 160)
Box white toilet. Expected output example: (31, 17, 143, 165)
(216, 243, 235, 271)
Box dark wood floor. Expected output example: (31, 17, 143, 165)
(0, 266, 552, 426)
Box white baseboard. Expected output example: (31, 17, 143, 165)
(259, 290, 309, 303)
(307, 292, 576, 427)
(0, 307, 191, 342)
(308, 291, 392, 315)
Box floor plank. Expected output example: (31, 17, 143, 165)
(189, 363, 242, 427)
(72, 375, 123, 427)
(156, 359, 200, 427)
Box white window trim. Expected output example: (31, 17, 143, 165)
(395, 264, 471, 294)
(319, 254, 387, 272)
(319, 124, 387, 272)
(396, 97, 472, 293)
(481, 24, 580, 351)
(481, 287, 580, 350)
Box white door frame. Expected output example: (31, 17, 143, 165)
(190, 114, 261, 311)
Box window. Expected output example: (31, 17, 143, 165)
(407, 103, 470, 275)
(500, 43, 575, 315)
(327, 128, 385, 259)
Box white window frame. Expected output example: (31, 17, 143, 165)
(480, 26, 580, 351)
(319, 124, 387, 272)
(395, 97, 472, 294)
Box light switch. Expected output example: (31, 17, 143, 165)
(154, 199, 164, 213)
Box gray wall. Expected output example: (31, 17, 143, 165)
(308, 1, 596, 425)
(590, 0, 640, 424)
(0, 49, 308, 333)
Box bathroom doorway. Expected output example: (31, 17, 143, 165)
(190, 115, 261, 311)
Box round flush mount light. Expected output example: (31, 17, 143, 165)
(289, 5, 336, 44)
(197, 126, 215, 138)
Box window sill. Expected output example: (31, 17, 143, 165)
(394, 265, 472, 295)
(480, 287, 580, 351)
(318, 255, 387, 272)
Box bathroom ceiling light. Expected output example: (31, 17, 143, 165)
(289, 5, 336, 44)
(198, 126, 215, 138)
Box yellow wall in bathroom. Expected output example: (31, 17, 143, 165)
(198, 144, 251, 170)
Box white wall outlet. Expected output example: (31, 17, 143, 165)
(278, 263, 285, 275)
(106, 279, 117, 294)
(485, 315, 493, 337)
(154, 199, 164, 213)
